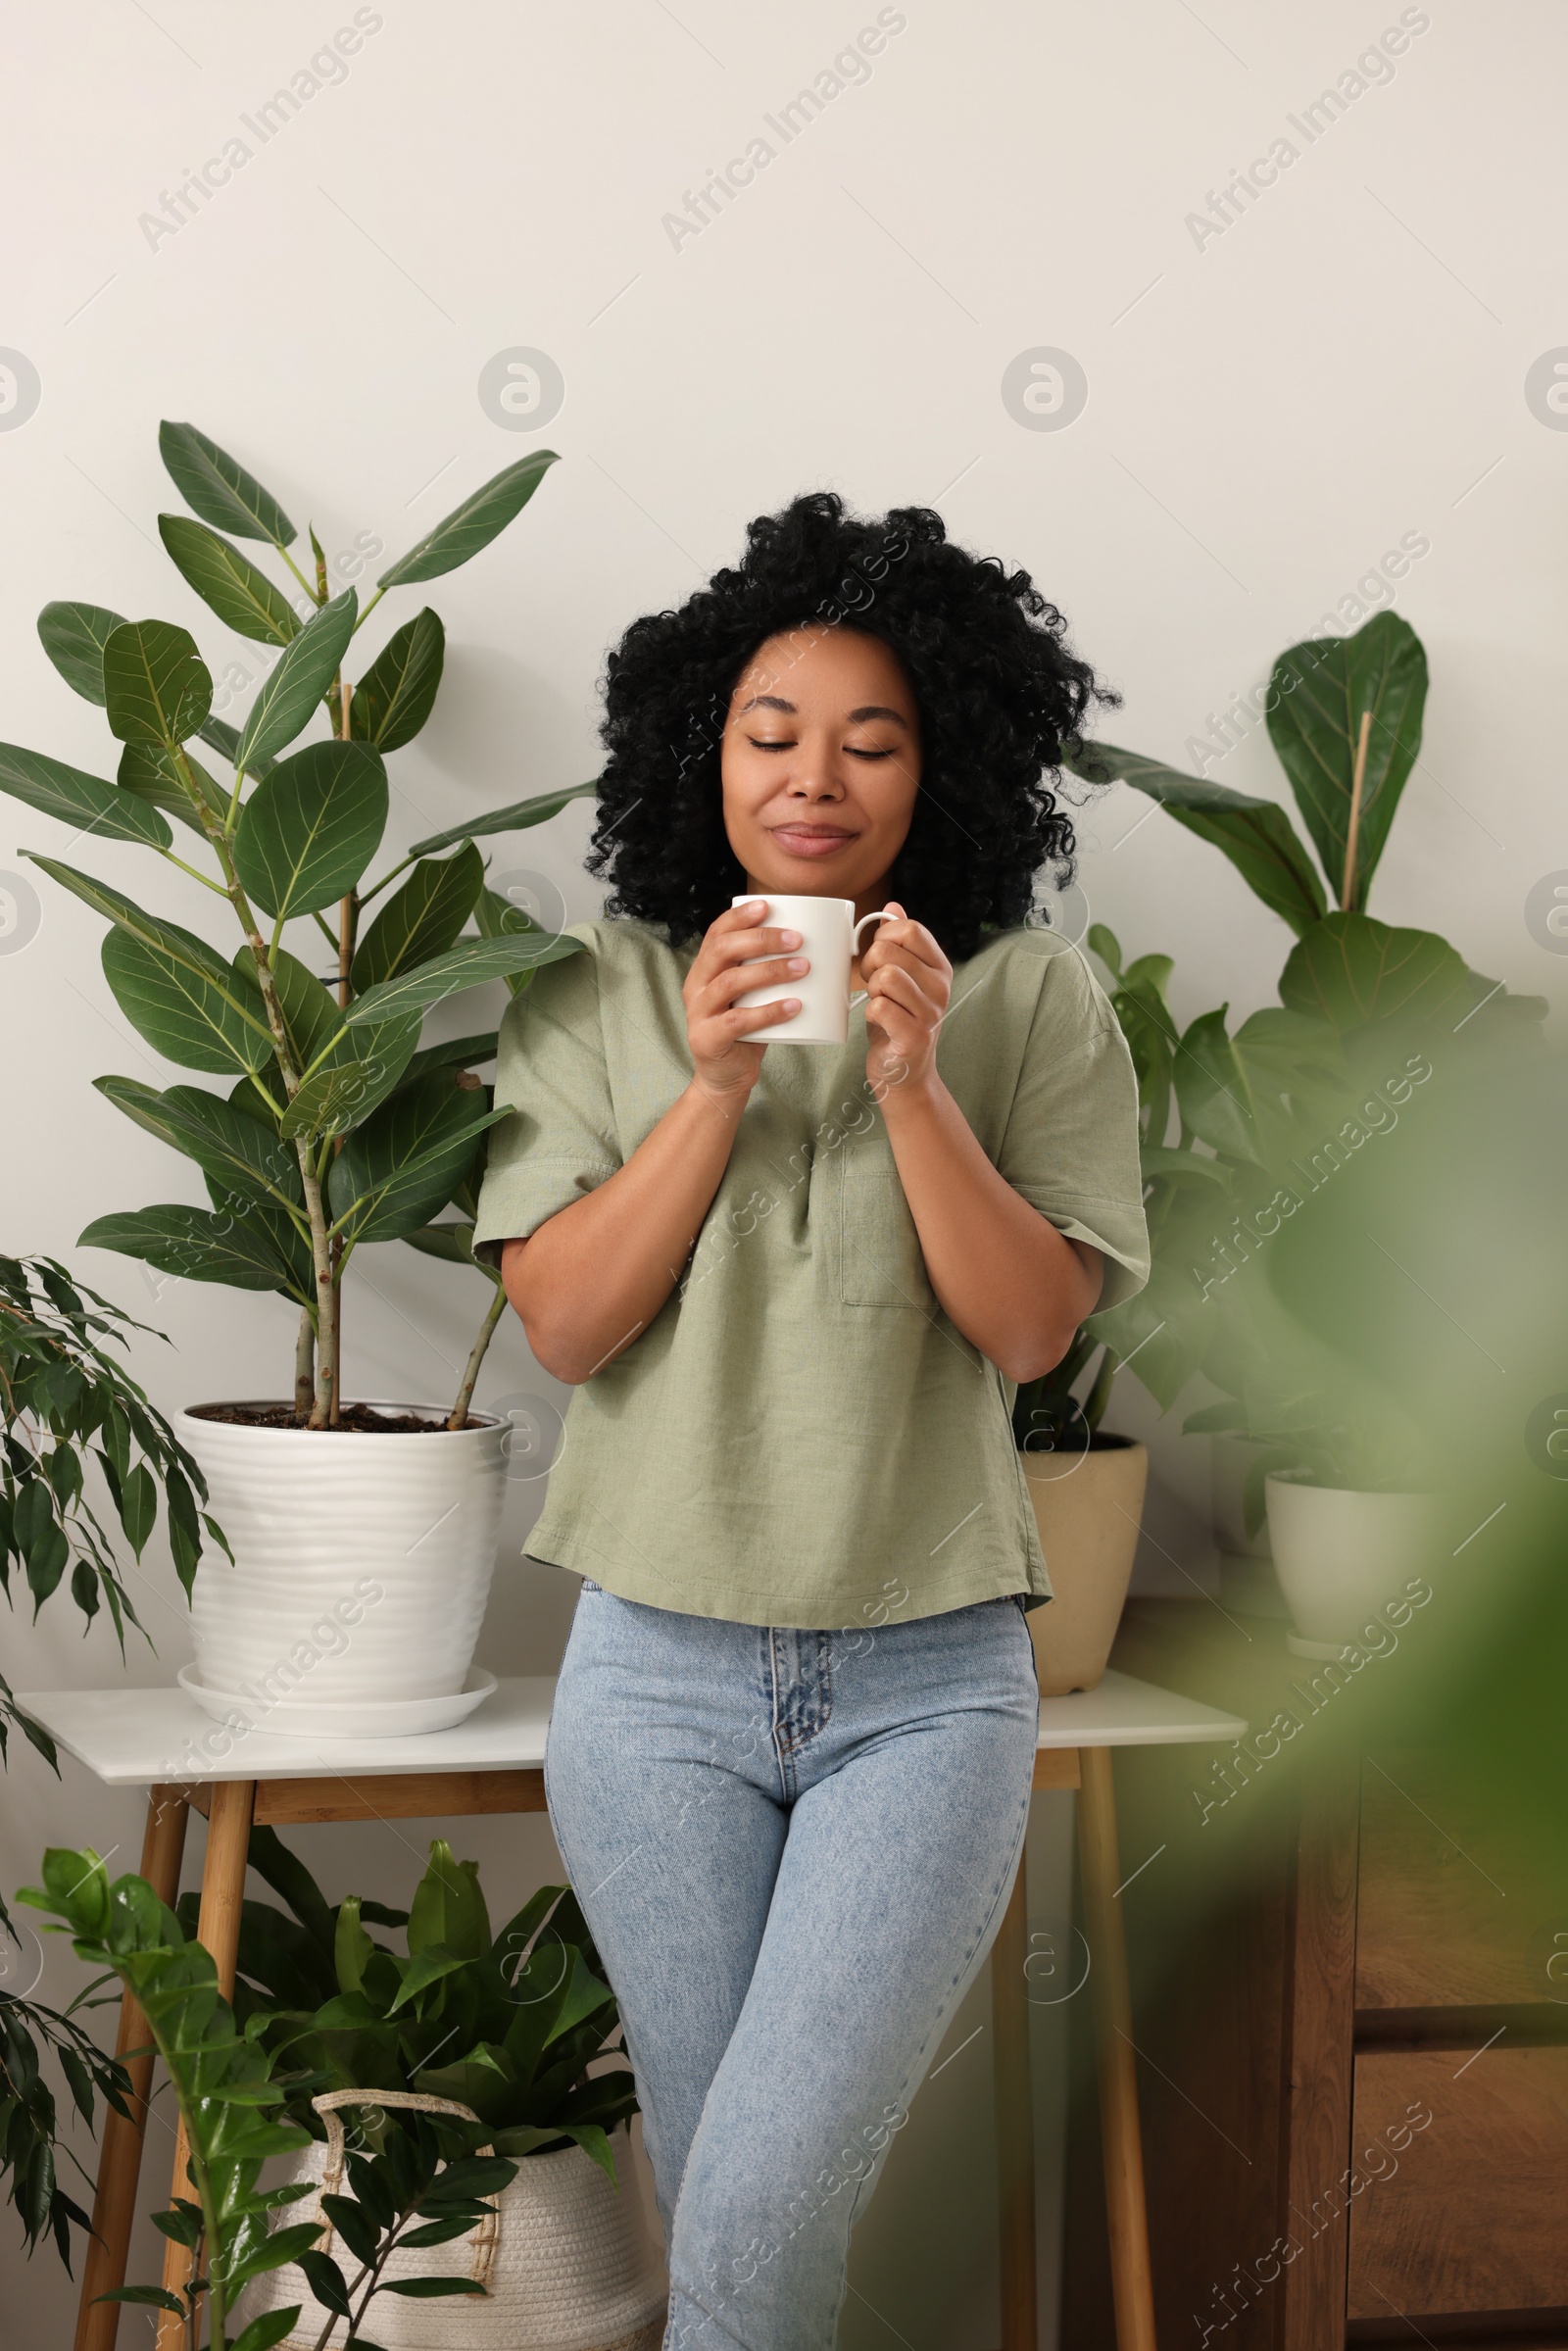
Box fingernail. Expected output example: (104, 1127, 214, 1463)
(781, 998, 802, 1013)
(780, 929, 802, 948)
(787, 956, 808, 973)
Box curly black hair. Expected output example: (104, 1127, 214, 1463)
(584, 491, 1118, 962)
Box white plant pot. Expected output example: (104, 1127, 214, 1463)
(1264, 1472, 1446, 1657)
(178, 1401, 507, 1736)
(240, 2104, 667, 2351)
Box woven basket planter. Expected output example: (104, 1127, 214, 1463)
(241, 2090, 667, 2351)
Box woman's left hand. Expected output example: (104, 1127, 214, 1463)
(860, 904, 952, 1097)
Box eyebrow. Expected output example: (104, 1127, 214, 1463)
(737, 695, 907, 725)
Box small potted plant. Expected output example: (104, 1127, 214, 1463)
(208, 1830, 667, 2350)
(1, 1254, 225, 2269)
(1, 422, 596, 1735)
(21, 1844, 513, 2351)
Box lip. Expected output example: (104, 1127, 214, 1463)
(769, 824, 858, 857)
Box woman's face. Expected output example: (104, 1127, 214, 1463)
(719, 625, 921, 912)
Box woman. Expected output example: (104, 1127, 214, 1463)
(473, 492, 1149, 2346)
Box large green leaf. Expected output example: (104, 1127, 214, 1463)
(409, 779, 597, 858)
(234, 590, 357, 773)
(1278, 911, 1469, 1035)
(1172, 1008, 1262, 1165)
(103, 620, 213, 749)
(102, 926, 272, 1075)
(225, 942, 417, 1135)
(25, 854, 273, 1060)
(233, 740, 388, 920)
(278, 1020, 422, 1142)
(158, 514, 303, 648)
(235, 942, 339, 1069)
(350, 609, 445, 750)
(197, 714, 274, 782)
(159, 421, 297, 548)
(1265, 613, 1428, 911)
(93, 1078, 304, 1212)
(351, 845, 483, 990)
(401, 1220, 479, 1267)
(117, 740, 228, 835)
(408, 1839, 490, 1959)
(401, 1032, 497, 1085)
(0, 743, 171, 848)
(376, 452, 559, 590)
(1062, 740, 1327, 938)
(328, 1076, 512, 1245)
(37, 601, 126, 705)
(345, 928, 582, 1025)
(1085, 1194, 1221, 1411)
(78, 1203, 311, 1300)
(472, 885, 544, 1001)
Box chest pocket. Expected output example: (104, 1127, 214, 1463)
(833, 1146, 938, 1311)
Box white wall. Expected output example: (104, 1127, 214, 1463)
(2, 0, 1563, 2341)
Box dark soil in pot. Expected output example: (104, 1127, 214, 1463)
(189, 1402, 466, 1434)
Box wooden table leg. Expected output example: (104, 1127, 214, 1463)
(1079, 1745, 1158, 2351)
(993, 1820, 1038, 2351)
(154, 1780, 255, 2351)
(74, 1786, 190, 2351)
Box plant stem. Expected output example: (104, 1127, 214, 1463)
(295, 1309, 316, 1423)
(1341, 708, 1372, 909)
(448, 1280, 507, 1430)
(351, 583, 385, 635)
(172, 743, 338, 1427)
(324, 677, 359, 1431)
(279, 544, 320, 604)
(1083, 1345, 1118, 1435)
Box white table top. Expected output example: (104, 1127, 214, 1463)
(18, 1670, 1246, 1788)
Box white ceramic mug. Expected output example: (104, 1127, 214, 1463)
(730, 894, 895, 1046)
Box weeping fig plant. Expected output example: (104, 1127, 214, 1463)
(3, 421, 595, 1429)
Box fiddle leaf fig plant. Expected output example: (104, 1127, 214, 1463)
(4, 422, 595, 1428)
(1062, 611, 1428, 929)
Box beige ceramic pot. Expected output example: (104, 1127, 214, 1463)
(1019, 1435, 1149, 1694)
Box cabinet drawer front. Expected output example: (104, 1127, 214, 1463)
(1356, 1751, 1555, 2009)
(1347, 2047, 1568, 2318)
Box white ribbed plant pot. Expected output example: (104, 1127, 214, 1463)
(179, 1402, 507, 1734)
(240, 2102, 667, 2351)
(1264, 1472, 1446, 1657)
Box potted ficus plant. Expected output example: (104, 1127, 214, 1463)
(1066, 614, 1544, 1645)
(0, 421, 596, 1735)
(204, 1830, 666, 2351)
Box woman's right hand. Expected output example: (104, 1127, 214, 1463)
(683, 900, 809, 1104)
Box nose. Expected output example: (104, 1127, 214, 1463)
(787, 754, 845, 802)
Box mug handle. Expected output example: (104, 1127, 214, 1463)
(848, 907, 894, 1008)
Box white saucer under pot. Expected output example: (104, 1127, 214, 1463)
(177, 1401, 508, 1724)
(1263, 1472, 1448, 1657)
(177, 1662, 499, 1741)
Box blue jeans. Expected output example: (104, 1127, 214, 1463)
(543, 1584, 1040, 2349)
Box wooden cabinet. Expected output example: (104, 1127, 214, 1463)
(1060, 1602, 1568, 2349)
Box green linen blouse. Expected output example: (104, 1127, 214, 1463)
(471, 916, 1150, 1631)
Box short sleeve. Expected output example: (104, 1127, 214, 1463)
(471, 927, 620, 1265)
(997, 948, 1151, 1311)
